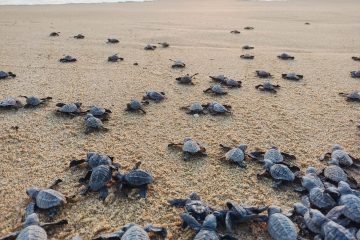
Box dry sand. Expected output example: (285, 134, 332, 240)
(0, 0, 359, 239)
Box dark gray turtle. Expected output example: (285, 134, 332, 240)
(113, 162, 153, 198)
(144, 44, 157, 51)
(84, 114, 109, 134)
(277, 53, 295, 60)
(244, 26, 254, 30)
(258, 159, 299, 188)
(339, 92, 360, 102)
(295, 166, 324, 194)
(74, 34, 84, 39)
(350, 71, 360, 78)
(242, 45, 254, 50)
(108, 54, 124, 62)
(0, 96, 23, 110)
(80, 165, 115, 201)
(222, 79, 242, 88)
(256, 70, 272, 78)
(143, 91, 165, 102)
(352, 56, 360, 61)
(336, 181, 360, 223)
(56, 102, 84, 116)
(168, 137, 207, 161)
(107, 38, 119, 44)
(291, 202, 325, 236)
(0, 213, 67, 240)
(255, 81, 280, 93)
(125, 99, 147, 114)
(181, 214, 236, 240)
(267, 206, 298, 240)
(282, 72, 303, 81)
(180, 102, 206, 115)
(240, 54, 254, 59)
(169, 59, 186, 68)
(249, 146, 296, 164)
(0, 71, 16, 79)
(59, 55, 77, 63)
(69, 152, 115, 169)
(86, 106, 112, 120)
(321, 165, 348, 184)
(320, 144, 360, 168)
(49, 32, 60, 37)
(158, 42, 170, 48)
(230, 30, 240, 34)
(93, 223, 167, 240)
(169, 192, 213, 223)
(203, 101, 232, 115)
(25, 179, 66, 218)
(219, 144, 248, 168)
(176, 73, 198, 85)
(305, 22, 310, 25)
(209, 75, 227, 83)
(20, 96, 52, 108)
(308, 186, 337, 210)
(203, 84, 228, 95)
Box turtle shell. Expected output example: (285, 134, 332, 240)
(171, 61, 185, 68)
(177, 75, 192, 84)
(85, 116, 103, 129)
(0, 71, 9, 79)
(269, 164, 295, 181)
(211, 84, 224, 94)
(16, 225, 47, 240)
(322, 221, 355, 240)
(208, 102, 229, 113)
(210, 75, 227, 83)
(185, 200, 211, 222)
(257, 70, 271, 78)
(89, 106, 106, 116)
(268, 213, 297, 240)
(183, 139, 201, 153)
(309, 187, 336, 209)
(129, 100, 142, 110)
(0, 96, 20, 107)
(225, 148, 245, 163)
(331, 149, 353, 167)
(225, 79, 240, 87)
(351, 71, 360, 78)
(264, 148, 283, 163)
(121, 225, 149, 240)
(194, 230, 218, 240)
(146, 92, 164, 101)
(324, 165, 347, 183)
(35, 189, 66, 209)
(263, 81, 276, 90)
(58, 103, 79, 113)
(348, 92, 360, 100)
(339, 194, 360, 223)
(89, 165, 112, 191)
(286, 73, 298, 79)
(88, 153, 112, 169)
(124, 170, 153, 186)
(189, 102, 203, 112)
(26, 97, 42, 106)
(302, 173, 324, 191)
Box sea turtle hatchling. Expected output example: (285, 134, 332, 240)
(320, 144, 360, 168)
(352, 56, 360, 61)
(107, 38, 119, 44)
(308, 186, 337, 210)
(93, 223, 167, 240)
(84, 114, 109, 134)
(339, 92, 360, 102)
(318, 164, 359, 189)
(240, 54, 254, 59)
(267, 206, 298, 240)
(113, 162, 154, 198)
(125, 99, 147, 114)
(255, 81, 280, 93)
(69, 152, 116, 169)
(59, 55, 77, 63)
(244, 26, 254, 30)
(334, 181, 360, 223)
(20, 96, 52, 108)
(203, 101, 232, 115)
(219, 144, 248, 168)
(203, 84, 228, 95)
(242, 45, 254, 50)
(86, 105, 112, 121)
(0, 71, 16, 79)
(209, 75, 227, 83)
(222, 78, 242, 88)
(0, 213, 68, 240)
(169, 59, 186, 68)
(49, 32, 60, 37)
(282, 72, 303, 81)
(295, 167, 324, 194)
(168, 137, 207, 161)
(158, 42, 170, 48)
(230, 30, 240, 34)
(73, 34, 84, 39)
(56, 102, 83, 117)
(144, 44, 157, 50)
(256, 70, 272, 78)
(277, 53, 295, 60)
(180, 102, 206, 115)
(176, 73, 198, 85)
(0, 96, 23, 110)
(108, 54, 124, 62)
(350, 71, 360, 78)
(249, 146, 296, 164)
(143, 91, 165, 102)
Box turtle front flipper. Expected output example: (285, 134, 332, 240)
(25, 202, 36, 219)
(99, 187, 109, 201)
(69, 159, 86, 168)
(40, 219, 68, 230)
(180, 213, 201, 232)
(79, 170, 92, 184)
(248, 151, 265, 161)
(0, 230, 21, 240)
(281, 152, 296, 161)
(48, 178, 63, 189)
(225, 211, 236, 234)
(138, 185, 148, 198)
(219, 144, 232, 152)
(272, 180, 284, 189)
(47, 206, 60, 219)
(144, 224, 167, 239)
(139, 108, 146, 114)
(168, 198, 187, 207)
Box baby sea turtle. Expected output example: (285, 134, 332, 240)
(86, 106, 112, 121)
(240, 54, 254, 59)
(256, 70, 272, 78)
(258, 159, 299, 188)
(84, 114, 109, 134)
(352, 56, 360, 61)
(170, 59, 186, 68)
(290, 202, 325, 236)
(203, 101, 232, 115)
(255, 81, 280, 93)
(203, 84, 228, 95)
(108, 54, 124, 62)
(143, 91, 165, 102)
(169, 192, 213, 224)
(244, 26, 254, 30)
(0, 96, 23, 110)
(350, 71, 360, 78)
(93, 223, 167, 240)
(125, 99, 147, 114)
(49, 32, 60, 37)
(20, 96, 52, 108)
(320, 144, 360, 168)
(144, 44, 157, 50)
(73, 34, 84, 39)
(0, 213, 67, 240)
(209, 75, 227, 83)
(305, 22, 310, 25)
(69, 152, 115, 169)
(230, 30, 240, 34)
(113, 162, 153, 198)
(180, 102, 206, 115)
(0, 71, 16, 79)
(59, 55, 77, 63)
(158, 42, 170, 48)
(282, 72, 303, 81)
(56, 102, 83, 117)
(320, 165, 348, 184)
(277, 53, 295, 60)
(107, 38, 119, 44)
(168, 137, 207, 161)
(339, 92, 360, 102)
(176, 73, 198, 85)
(267, 206, 298, 240)
(334, 181, 360, 223)
(295, 167, 324, 194)
(219, 143, 248, 168)
(25, 179, 66, 218)
(242, 45, 254, 50)
(222, 79, 242, 88)
(249, 146, 296, 163)
(308, 186, 337, 210)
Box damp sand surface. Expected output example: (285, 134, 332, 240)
(0, 0, 359, 239)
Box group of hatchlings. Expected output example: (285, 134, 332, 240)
(0, 29, 359, 240)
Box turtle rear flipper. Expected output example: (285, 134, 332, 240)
(180, 213, 201, 232)
(69, 159, 86, 168)
(248, 150, 265, 161)
(8, 72, 16, 78)
(144, 224, 167, 239)
(168, 198, 187, 207)
(0, 230, 21, 240)
(40, 219, 68, 230)
(25, 202, 36, 219)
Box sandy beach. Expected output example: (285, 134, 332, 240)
(0, 0, 359, 239)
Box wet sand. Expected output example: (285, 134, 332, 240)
(0, 0, 359, 239)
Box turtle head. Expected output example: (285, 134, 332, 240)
(84, 113, 93, 120)
(338, 181, 352, 195)
(184, 137, 193, 142)
(86, 152, 97, 160)
(293, 203, 308, 216)
(189, 192, 201, 200)
(74, 102, 82, 108)
(24, 213, 40, 227)
(202, 214, 217, 231)
(332, 144, 343, 151)
(263, 159, 274, 170)
(306, 166, 317, 174)
(238, 144, 247, 152)
(268, 206, 282, 216)
(309, 210, 327, 226)
(26, 187, 40, 200)
(160, 92, 165, 95)
(270, 146, 278, 150)
(328, 158, 339, 166)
